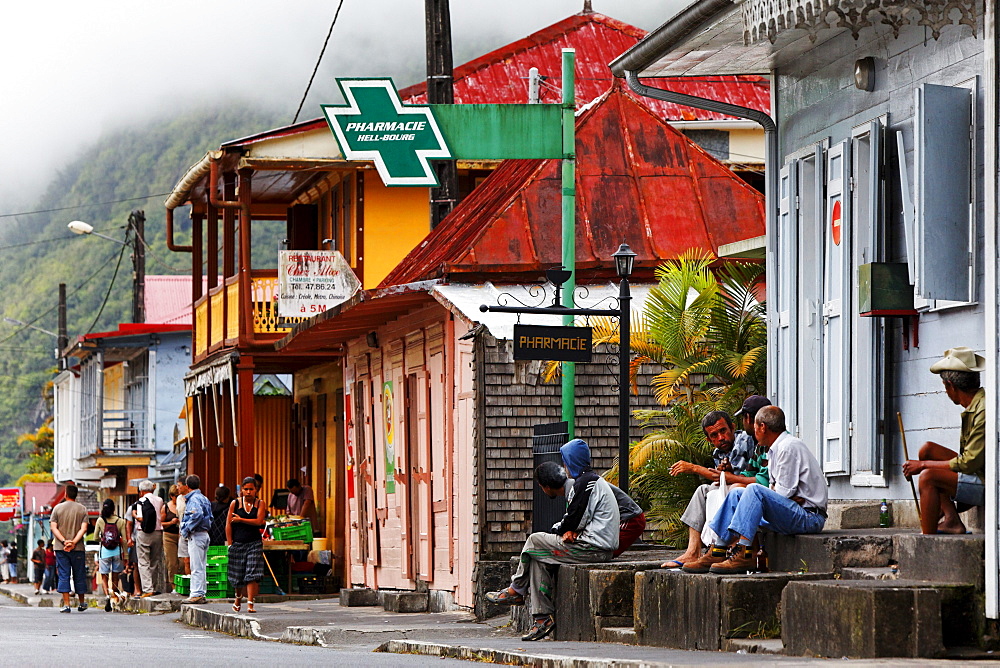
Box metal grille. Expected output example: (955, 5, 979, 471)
(532, 421, 569, 533)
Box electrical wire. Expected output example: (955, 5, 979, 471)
(84, 230, 130, 335)
(0, 193, 174, 219)
(292, 0, 346, 124)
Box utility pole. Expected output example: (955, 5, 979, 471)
(129, 210, 146, 324)
(57, 283, 68, 368)
(425, 0, 458, 228)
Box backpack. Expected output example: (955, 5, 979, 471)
(100, 518, 121, 550)
(140, 497, 157, 534)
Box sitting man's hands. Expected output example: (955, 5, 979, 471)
(669, 460, 694, 476)
(561, 531, 578, 543)
(670, 460, 720, 482)
(902, 460, 924, 479)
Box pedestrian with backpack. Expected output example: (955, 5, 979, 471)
(94, 499, 127, 611)
(129, 480, 165, 598)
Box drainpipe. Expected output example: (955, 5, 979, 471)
(165, 208, 192, 253)
(622, 70, 779, 399)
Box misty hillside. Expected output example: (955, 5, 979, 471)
(0, 105, 285, 485)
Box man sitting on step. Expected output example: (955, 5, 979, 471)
(662, 401, 770, 570)
(484, 460, 619, 641)
(683, 405, 827, 574)
(902, 347, 986, 535)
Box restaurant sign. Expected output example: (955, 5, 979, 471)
(277, 250, 362, 317)
(513, 324, 592, 363)
(0, 487, 20, 521)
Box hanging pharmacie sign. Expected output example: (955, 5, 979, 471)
(277, 250, 362, 317)
(321, 78, 564, 187)
(0, 487, 20, 521)
(513, 324, 593, 363)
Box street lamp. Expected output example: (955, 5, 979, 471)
(612, 242, 636, 494)
(613, 242, 637, 279)
(68, 211, 146, 323)
(4, 317, 60, 359)
(67, 220, 128, 246)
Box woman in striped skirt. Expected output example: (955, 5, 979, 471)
(226, 476, 266, 613)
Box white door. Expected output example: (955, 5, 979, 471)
(822, 140, 851, 474)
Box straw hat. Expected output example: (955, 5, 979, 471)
(929, 347, 985, 374)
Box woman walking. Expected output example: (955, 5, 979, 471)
(226, 476, 266, 613)
(42, 540, 56, 594)
(94, 499, 127, 612)
(161, 484, 182, 592)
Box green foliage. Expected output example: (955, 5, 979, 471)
(0, 103, 284, 485)
(607, 252, 767, 545)
(14, 471, 54, 488)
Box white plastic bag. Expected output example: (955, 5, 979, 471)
(700, 473, 728, 546)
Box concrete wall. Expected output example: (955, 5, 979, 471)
(774, 20, 984, 500)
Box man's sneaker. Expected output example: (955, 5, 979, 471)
(710, 546, 756, 575)
(484, 588, 524, 606)
(521, 615, 555, 641)
(59, 606, 71, 613)
(184, 596, 207, 604)
(682, 546, 729, 574)
(77, 604, 87, 612)
(104, 598, 112, 612)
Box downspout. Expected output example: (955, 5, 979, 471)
(622, 69, 780, 399)
(165, 209, 192, 253)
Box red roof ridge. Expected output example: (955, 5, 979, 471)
(397, 12, 645, 101)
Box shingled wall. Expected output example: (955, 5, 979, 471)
(477, 331, 660, 561)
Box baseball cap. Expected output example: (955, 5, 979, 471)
(734, 395, 771, 419)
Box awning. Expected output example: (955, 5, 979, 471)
(184, 353, 237, 396)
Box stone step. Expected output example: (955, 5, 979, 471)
(634, 569, 832, 651)
(597, 626, 638, 645)
(781, 579, 980, 658)
(840, 566, 898, 581)
(893, 533, 983, 589)
(824, 501, 889, 530)
(381, 591, 429, 613)
(553, 560, 665, 642)
(767, 529, 895, 573)
(339, 587, 378, 607)
(722, 638, 784, 654)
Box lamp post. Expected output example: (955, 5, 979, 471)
(69, 211, 146, 323)
(612, 242, 637, 494)
(479, 241, 639, 494)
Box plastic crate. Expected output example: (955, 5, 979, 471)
(207, 545, 229, 557)
(207, 562, 227, 575)
(174, 574, 190, 589)
(270, 522, 313, 543)
(205, 589, 234, 599)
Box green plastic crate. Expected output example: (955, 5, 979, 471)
(270, 522, 313, 543)
(207, 545, 229, 557)
(207, 563, 227, 575)
(174, 574, 190, 589)
(205, 589, 234, 599)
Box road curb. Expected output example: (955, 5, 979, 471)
(374, 639, 673, 667)
(0, 585, 100, 608)
(180, 604, 273, 641)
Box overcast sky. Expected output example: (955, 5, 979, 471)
(0, 0, 687, 210)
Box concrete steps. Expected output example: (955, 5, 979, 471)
(782, 579, 980, 658)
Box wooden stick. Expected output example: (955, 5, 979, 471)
(896, 412, 921, 515)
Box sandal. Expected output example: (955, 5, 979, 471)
(661, 559, 686, 569)
(233, 597, 242, 613)
(247, 601, 256, 614)
(484, 588, 525, 605)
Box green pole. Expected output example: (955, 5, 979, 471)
(561, 48, 576, 436)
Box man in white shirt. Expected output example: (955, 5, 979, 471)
(684, 405, 827, 574)
(129, 480, 165, 597)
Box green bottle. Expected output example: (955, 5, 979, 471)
(879, 499, 890, 527)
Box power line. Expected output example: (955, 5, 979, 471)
(0, 192, 174, 220)
(293, 0, 346, 124)
(0, 225, 127, 253)
(84, 231, 130, 335)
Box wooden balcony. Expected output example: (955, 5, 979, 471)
(193, 270, 305, 361)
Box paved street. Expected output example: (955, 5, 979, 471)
(0, 598, 467, 667)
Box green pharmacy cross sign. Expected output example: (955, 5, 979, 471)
(322, 79, 452, 186)
(321, 77, 564, 187)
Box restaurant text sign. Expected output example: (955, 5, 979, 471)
(277, 250, 362, 317)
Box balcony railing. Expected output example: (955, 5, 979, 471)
(192, 270, 306, 360)
(100, 409, 152, 454)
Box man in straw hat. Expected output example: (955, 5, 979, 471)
(902, 347, 985, 535)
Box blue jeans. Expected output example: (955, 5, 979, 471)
(186, 531, 210, 597)
(55, 550, 88, 595)
(708, 484, 825, 544)
(43, 565, 56, 591)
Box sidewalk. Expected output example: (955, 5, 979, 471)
(0, 581, 103, 608)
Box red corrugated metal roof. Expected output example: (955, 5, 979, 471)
(397, 12, 769, 121)
(80, 323, 189, 342)
(145, 275, 206, 325)
(380, 80, 765, 287)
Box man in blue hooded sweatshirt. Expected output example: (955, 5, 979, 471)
(485, 446, 620, 641)
(560, 438, 646, 557)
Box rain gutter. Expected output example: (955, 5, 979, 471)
(610, 0, 780, 397)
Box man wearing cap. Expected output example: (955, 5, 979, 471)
(661, 397, 771, 569)
(902, 347, 985, 535)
